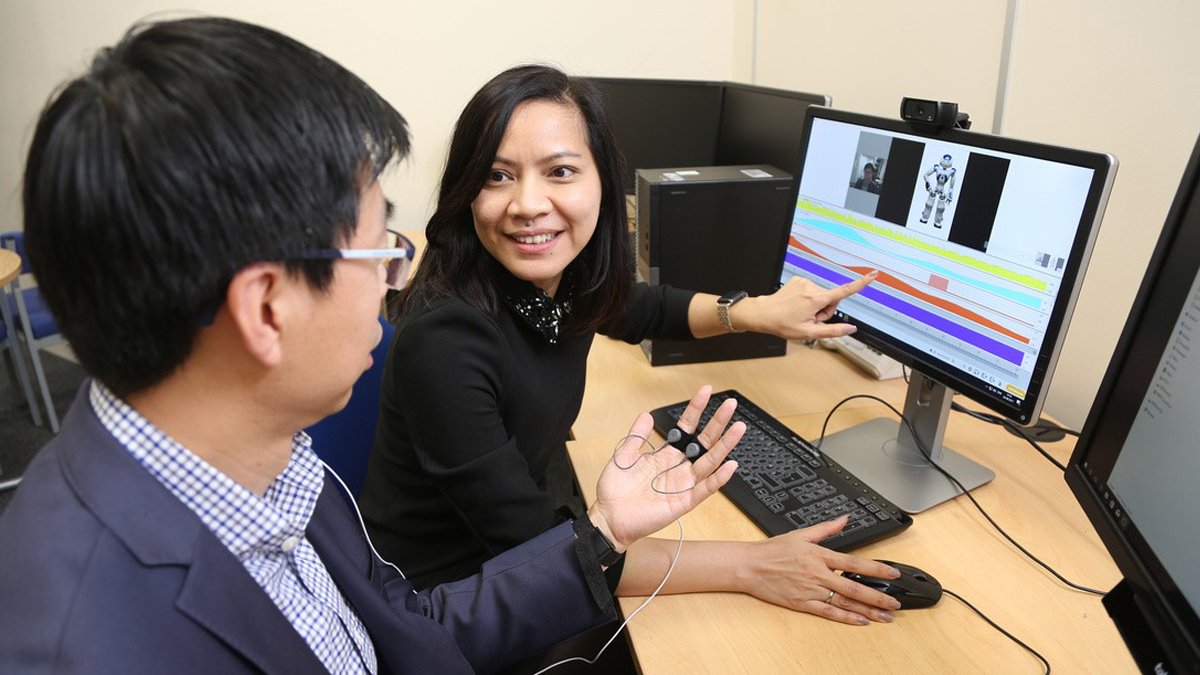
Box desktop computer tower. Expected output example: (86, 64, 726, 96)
(635, 165, 793, 366)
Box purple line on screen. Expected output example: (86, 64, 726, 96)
(785, 251, 1024, 366)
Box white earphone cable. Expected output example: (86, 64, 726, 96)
(319, 459, 408, 581)
(532, 519, 685, 675)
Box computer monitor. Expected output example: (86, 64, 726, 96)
(1064, 135, 1200, 674)
(589, 77, 831, 193)
(780, 106, 1116, 513)
(714, 82, 830, 178)
(589, 78, 724, 192)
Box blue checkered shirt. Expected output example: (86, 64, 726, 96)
(90, 381, 378, 674)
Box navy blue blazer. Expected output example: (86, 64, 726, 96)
(0, 386, 614, 674)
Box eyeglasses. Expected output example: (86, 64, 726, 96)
(291, 229, 416, 290)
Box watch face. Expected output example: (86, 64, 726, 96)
(720, 291, 748, 305)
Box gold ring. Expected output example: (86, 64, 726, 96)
(824, 589, 836, 604)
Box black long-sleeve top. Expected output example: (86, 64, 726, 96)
(360, 281, 694, 588)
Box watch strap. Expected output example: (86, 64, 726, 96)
(717, 290, 748, 333)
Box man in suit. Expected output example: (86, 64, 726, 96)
(0, 17, 741, 674)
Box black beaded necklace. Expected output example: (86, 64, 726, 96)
(500, 271, 574, 345)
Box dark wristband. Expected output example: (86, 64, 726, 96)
(574, 514, 625, 567)
(572, 516, 625, 613)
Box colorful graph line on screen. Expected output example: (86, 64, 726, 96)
(796, 198, 1048, 292)
(795, 216, 1043, 310)
(787, 237, 1030, 345)
(784, 248, 1028, 366)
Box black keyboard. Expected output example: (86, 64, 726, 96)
(650, 389, 912, 551)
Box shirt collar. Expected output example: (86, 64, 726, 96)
(88, 381, 325, 560)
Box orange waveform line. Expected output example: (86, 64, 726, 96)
(790, 237, 1031, 345)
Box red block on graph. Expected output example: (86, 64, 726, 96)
(929, 274, 949, 291)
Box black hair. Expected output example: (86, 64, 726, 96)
(22, 17, 409, 397)
(397, 64, 632, 332)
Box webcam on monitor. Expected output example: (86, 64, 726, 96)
(900, 97, 971, 130)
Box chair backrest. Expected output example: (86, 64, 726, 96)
(304, 315, 394, 500)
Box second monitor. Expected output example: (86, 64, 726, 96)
(589, 77, 830, 192)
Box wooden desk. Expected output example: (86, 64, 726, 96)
(576, 335, 902, 440)
(0, 248, 19, 287)
(568, 346, 1136, 674)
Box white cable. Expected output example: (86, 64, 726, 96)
(532, 519, 686, 675)
(319, 459, 408, 581)
(322, 453, 686, 671)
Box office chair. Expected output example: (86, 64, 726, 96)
(1, 231, 67, 433)
(305, 314, 394, 501)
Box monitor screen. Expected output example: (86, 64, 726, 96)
(783, 108, 1115, 424)
(1065, 135, 1200, 673)
(589, 78, 724, 192)
(780, 106, 1115, 513)
(715, 82, 830, 178)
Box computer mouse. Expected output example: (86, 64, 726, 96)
(842, 560, 942, 609)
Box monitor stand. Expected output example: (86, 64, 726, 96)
(818, 371, 995, 513)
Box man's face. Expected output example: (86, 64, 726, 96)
(289, 181, 390, 420)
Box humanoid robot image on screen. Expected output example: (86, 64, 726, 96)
(920, 153, 956, 227)
(781, 106, 1116, 512)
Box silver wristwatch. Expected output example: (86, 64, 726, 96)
(717, 290, 748, 333)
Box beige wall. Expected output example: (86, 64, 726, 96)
(999, 1, 1200, 427)
(3, 1, 1199, 428)
(754, 0, 1009, 131)
(755, 0, 1200, 428)
(0, 0, 753, 235)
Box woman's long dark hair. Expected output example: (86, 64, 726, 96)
(395, 64, 632, 332)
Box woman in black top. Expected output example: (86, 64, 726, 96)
(360, 65, 901, 626)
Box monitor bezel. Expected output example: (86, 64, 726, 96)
(719, 80, 831, 108)
(780, 106, 1116, 425)
(1065, 135, 1200, 670)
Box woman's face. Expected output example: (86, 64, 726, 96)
(471, 99, 601, 297)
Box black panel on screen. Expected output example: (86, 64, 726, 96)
(875, 138, 925, 226)
(949, 153, 1010, 253)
